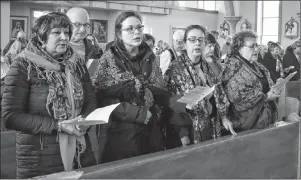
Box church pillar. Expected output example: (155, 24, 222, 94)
(224, 16, 242, 34)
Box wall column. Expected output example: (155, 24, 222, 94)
(224, 16, 242, 34)
(1, 1, 10, 52)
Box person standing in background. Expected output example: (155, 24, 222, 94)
(159, 30, 185, 75)
(67, 7, 103, 67)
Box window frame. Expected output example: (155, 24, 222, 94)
(174, 0, 218, 13)
(256, 1, 281, 45)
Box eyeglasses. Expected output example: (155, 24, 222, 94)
(244, 43, 259, 49)
(72, 22, 91, 29)
(186, 37, 205, 44)
(121, 25, 144, 34)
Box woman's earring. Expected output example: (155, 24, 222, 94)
(42, 44, 46, 49)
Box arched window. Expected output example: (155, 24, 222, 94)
(256, 1, 280, 45)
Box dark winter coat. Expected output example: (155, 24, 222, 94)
(1, 45, 97, 179)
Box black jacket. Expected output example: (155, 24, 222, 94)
(1, 49, 97, 178)
(283, 47, 300, 81)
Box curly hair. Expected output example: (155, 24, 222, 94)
(228, 30, 257, 57)
(32, 12, 73, 44)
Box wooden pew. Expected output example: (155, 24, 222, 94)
(50, 121, 300, 179)
(3, 121, 300, 179)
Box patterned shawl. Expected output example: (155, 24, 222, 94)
(222, 55, 278, 128)
(164, 51, 227, 142)
(21, 39, 86, 171)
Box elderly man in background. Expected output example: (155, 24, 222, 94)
(159, 30, 185, 75)
(3, 31, 28, 56)
(66, 7, 103, 74)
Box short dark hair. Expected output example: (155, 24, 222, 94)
(211, 30, 219, 36)
(268, 42, 281, 52)
(115, 11, 142, 39)
(184, 25, 207, 42)
(143, 33, 155, 45)
(205, 33, 217, 45)
(32, 12, 72, 43)
(228, 30, 257, 57)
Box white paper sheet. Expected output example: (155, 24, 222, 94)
(177, 85, 216, 105)
(85, 59, 94, 69)
(272, 71, 297, 91)
(62, 103, 120, 126)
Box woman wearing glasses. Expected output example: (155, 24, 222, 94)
(164, 25, 235, 145)
(93, 11, 188, 163)
(221, 31, 279, 132)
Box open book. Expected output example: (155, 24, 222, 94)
(272, 71, 297, 91)
(61, 103, 120, 126)
(177, 85, 216, 105)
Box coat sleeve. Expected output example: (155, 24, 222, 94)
(1, 59, 57, 135)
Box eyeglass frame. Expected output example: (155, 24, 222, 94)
(244, 43, 259, 49)
(72, 22, 91, 29)
(186, 37, 205, 44)
(120, 25, 145, 34)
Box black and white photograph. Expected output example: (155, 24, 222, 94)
(0, 1, 300, 179)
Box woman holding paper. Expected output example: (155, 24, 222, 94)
(2, 12, 96, 178)
(222, 31, 279, 131)
(164, 25, 236, 144)
(93, 11, 174, 163)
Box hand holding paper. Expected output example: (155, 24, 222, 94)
(272, 71, 297, 91)
(177, 85, 217, 107)
(61, 103, 120, 126)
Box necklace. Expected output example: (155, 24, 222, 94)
(237, 55, 264, 78)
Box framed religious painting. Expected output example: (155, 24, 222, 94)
(219, 21, 230, 39)
(169, 26, 186, 45)
(284, 17, 299, 40)
(10, 16, 28, 40)
(240, 19, 252, 31)
(90, 19, 108, 43)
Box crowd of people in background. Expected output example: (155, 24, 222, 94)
(0, 7, 300, 179)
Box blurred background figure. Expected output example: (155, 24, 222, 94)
(222, 35, 232, 55)
(143, 33, 156, 50)
(159, 30, 185, 75)
(4, 31, 28, 65)
(3, 31, 27, 56)
(154, 40, 164, 56)
(283, 40, 300, 81)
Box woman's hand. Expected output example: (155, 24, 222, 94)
(186, 102, 198, 110)
(181, 136, 190, 147)
(221, 116, 236, 135)
(75, 115, 90, 132)
(283, 66, 294, 73)
(59, 118, 86, 137)
(267, 89, 281, 101)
